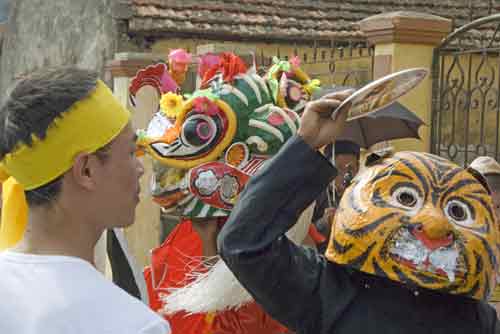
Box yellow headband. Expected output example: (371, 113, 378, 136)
(0, 80, 130, 250)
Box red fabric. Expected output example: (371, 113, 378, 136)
(212, 302, 288, 334)
(144, 219, 289, 334)
(144, 219, 207, 334)
(201, 53, 248, 88)
(308, 224, 327, 245)
(198, 53, 221, 78)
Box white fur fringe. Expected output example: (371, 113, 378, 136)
(161, 204, 314, 314)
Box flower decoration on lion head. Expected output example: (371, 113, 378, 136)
(327, 151, 500, 300)
(133, 53, 301, 219)
(168, 49, 192, 86)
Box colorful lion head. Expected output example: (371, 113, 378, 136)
(326, 151, 500, 300)
(133, 54, 304, 218)
(265, 56, 320, 113)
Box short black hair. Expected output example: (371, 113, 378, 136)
(335, 140, 360, 159)
(0, 67, 99, 207)
(324, 141, 361, 160)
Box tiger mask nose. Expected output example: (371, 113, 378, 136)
(411, 221, 454, 251)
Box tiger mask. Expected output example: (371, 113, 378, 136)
(326, 151, 500, 300)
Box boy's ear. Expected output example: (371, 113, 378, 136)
(70, 153, 99, 190)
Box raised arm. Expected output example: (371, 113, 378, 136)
(218, 136, 337, 331)
(218, 90, 355, 333)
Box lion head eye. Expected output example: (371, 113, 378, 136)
(181, 114, 216, 147)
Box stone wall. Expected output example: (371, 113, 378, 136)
(0, 0, 119, 100)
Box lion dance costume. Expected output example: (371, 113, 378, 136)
(131, 51, 321, 334)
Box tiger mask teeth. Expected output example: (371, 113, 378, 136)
(388, 227, 464, 282)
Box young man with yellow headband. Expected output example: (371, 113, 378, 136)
(0, 68, 170, 334)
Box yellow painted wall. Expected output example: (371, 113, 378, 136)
(374, 43, 435, 153)
(152, 38, 373, 88)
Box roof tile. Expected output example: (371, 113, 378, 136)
(127, 0, 496, 41)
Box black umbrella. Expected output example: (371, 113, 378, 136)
(313, 86, 425, 149)
(338, 101, 424, 148)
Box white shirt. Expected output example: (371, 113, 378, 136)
(0, 251, 171, 334)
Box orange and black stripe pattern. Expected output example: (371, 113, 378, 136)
(326, 152, 500, 300)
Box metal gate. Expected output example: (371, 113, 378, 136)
(431, 14, 500, 166)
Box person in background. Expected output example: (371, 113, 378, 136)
(470, 156, 500, 220)
(470, 156, 500, 318)
(0, 68, 170, 334)
(309, 140, 360, 251)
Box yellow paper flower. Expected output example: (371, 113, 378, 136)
(160, 92, 184, 119)
(303, 79, 321, 96)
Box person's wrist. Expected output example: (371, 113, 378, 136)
(297, 129, 317, 149)
(297, 129, 335, 151)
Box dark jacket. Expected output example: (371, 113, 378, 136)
(218, 136, 497, 334)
